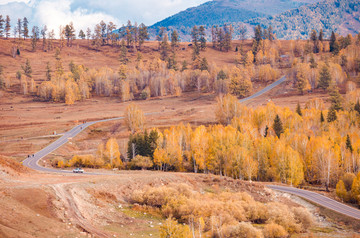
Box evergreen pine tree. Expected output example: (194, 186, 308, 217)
(327, 107, 337, 122)
(217, 70, 227, 80)
(272, 114, 284, 138)
(264, 125, 268, 137)
(355, 100, 360, 114)
(31, 26, 39, 51)
(78, 29, 85, 39)
(160, 34, 170, 61)
(191, 26, 199, 47)
(22, 17, 28, 39)
(318, 64, 331, 90)
(199, 26, 207, 50)
(346, 134, 353, 153)
(181, 60, 188, 72)
(119, 40, 128, 65)
(17, 18, 22, 39)
(0, 15, 4, 38)
(296, 102, 302, 116)
(138, 23, 149, 51)
(46, 62, 52, 81)
(192, 45, 200, 61)
(21, 58, 32, 79)
(320, 111, 325, 123)
(330, 31, 336, 52)
(329, 86, 343, 111)
(167, 52, 177, 70)
(171, 30, 179, 49)
(309, 53, 317, 68)
(5, 15, 10, 39)
(329, 31, 339, 55)
(200, 57, 208, 71)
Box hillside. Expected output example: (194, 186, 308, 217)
(151, 1, 264, 29)
(152, 0, 318, 29)
(248, 0, 360, 39)
(149, 0, 320, 40)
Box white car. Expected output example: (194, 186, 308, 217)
(73, 168, 84, 173)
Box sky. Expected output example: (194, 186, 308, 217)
(0, 0, 208, 35)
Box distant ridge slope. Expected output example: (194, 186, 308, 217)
(152, 1, 264, 29)
(248, 0, 360, 39)
(151, 0, 315, 29)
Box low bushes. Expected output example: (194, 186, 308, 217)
(129, 183, 314, 237)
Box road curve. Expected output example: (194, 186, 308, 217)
(22, 75, 287, 173)
(239, 75, 287, 103)
(22, 117, 126, 174)
(268, 185, 360, 220)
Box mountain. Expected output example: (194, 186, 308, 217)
(151, 0, 318, 29)
(247, 0, 360, 39)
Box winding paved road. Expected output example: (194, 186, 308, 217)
(239, 75, 287, 103)
(22, 117, 125, 174)
(268, 185, 360, 220)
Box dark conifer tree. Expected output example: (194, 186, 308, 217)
(22, 17, 29, 39)
(318, 64, 331, 90)
(199, 26, 206, 50)
(171, 30, 179, 49)
(0, 15, 4, 37)
(272, 114, 284, 138)
(5, 15, 11, 39)
(354, 100, 360, 114)
(264, 125, 268, 137)
(346, 134, 353, 153)
(327, 107, 337, 122)
(296, 102, 302, 116)
(22, 58, 32, 79)
(320, 111, 325, 123)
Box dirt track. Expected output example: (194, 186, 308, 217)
(51, 183, 112, 237)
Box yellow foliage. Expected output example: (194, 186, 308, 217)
(159, 217, 191, 238)
(263, 223, 288, 238)
(124, 103, 145, 133)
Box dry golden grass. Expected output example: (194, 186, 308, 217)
(0, 38, 295, 86)
(0, 155, 29, 175)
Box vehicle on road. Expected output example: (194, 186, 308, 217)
(73, 168, 84, 173)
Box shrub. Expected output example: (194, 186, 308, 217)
(263, 223, 288, 238)
(140, 87, 150, 100)
(266, 202, 301, 233)
(223, 222, 263, 238)
(129, 185, 311, 237)
(342, 173, 356, 191)
(67, 154, 104, 168)
(159, 216, 191, 238)
(336, 180, 348, 202)
(128, 155, 153, 170)
(291, 207, 313, 230)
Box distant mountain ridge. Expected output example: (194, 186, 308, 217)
(247, 0, 360, 39)
(151, 0, 318, 29)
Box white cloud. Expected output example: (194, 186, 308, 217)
(34, 0, 118, 34)
(0, 0, 208, 35)
(0, 0, 28, 4)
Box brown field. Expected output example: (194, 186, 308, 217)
(0, 38, 286, 77)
